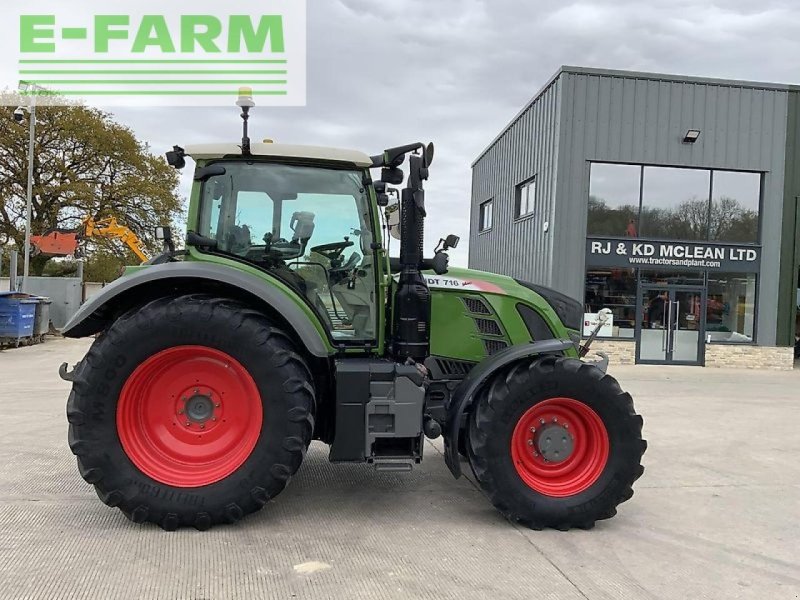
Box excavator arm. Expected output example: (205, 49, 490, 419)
(82, 216, 149, 263)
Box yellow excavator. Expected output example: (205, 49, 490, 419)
(31, 216, 149, 263)
(80, 216, 149, 263)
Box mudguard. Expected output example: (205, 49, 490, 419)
(443, 338, 576, 478)
(62, 262, 331, 357)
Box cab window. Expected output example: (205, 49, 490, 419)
(198, 162, 377, 342)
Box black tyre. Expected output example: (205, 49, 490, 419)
(66, 294, 315, 531)
(467, 355, 645, 530)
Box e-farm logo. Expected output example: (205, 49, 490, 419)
(7, 0, 306, 106)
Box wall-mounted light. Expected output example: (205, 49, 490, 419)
(683, 129, 701, 143)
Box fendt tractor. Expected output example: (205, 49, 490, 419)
(60, 90, 646, 531)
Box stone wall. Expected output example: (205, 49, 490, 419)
(589, 340, 636, 365)
(587, 339, 795, 370)
(703, 344, 795, 370)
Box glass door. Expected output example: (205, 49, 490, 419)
(637, 286, 705, 365)
(670, 290, 704, 364)
(638, 288, 669, 362)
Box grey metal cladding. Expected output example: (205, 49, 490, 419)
(555, 70, 788, 344)
(469, 75, 562, 287)
(471, 66, 791, 345)
(61, 261, 331, 356)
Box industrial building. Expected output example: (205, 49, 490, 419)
(469, 66, 799, 367)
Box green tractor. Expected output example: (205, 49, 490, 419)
(60, 91, 645, 531)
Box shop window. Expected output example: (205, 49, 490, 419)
(479, 199, 493, 232)
(710, 171, 760, 243)
(584, 266, 637, 338)
(587, 163, 641, 237)
(640, 167, 710, 241)
(706, 272, 757, 343)
(515, 177, 536, 219)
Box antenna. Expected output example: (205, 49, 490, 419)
(236, 87, 255, 156)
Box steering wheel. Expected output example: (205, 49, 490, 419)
(310, 239, 354, 264)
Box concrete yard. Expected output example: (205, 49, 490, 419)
(1, 337, 798, 600)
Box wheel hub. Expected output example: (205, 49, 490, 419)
(534, 423, 573, 463)
(185, 394, 214, 423)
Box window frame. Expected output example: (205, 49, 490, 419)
(703, 271, 759, 345)
(586, 161, 763, 245)
(515, 176, 537, 221)
(583, 265, 639, 342)
(479, 198, 494, 233)
(195, 159, 382, 349)
(709, 170, 764, 244)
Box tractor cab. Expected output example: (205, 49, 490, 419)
(183, 143, 381, 342)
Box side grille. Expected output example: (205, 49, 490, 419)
(483, 339, 508, 355)
(434, 358, 475, 377)
(427, 389, 447, 403)
(474, 318, 502, 337)
(461, 296, 491, 315)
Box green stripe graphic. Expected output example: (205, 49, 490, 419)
(19, 59, 287, 64)
(20, 70, 287, 75)
(20, 90, 289, 96)
(28, 80, 288, 85)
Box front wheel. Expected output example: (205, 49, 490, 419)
(467, 355, 646, 530)
(66, 295, 315, 530)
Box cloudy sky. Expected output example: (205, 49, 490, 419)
(101, 0, 800, 265)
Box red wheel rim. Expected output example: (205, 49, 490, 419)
(117, 346, 263, 488)
(510, 397, 609, 497)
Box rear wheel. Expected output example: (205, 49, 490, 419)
(67, 294, 315, 530)
(467, 355, 645, 530)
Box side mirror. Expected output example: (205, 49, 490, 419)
(435, 234, 460, 254)
(444, 234, 459, 250)
(155, 226, 174, 253)
(385, 202, 401, 241)
(381, 167, 404, 185)
(165, 146, 186, 169)
(424, 142, 435, 168)
(431, 251, 449, 275)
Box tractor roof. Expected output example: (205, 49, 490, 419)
(184, 143, 373, 167)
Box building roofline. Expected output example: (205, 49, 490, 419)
(471, 68, 564, 167)
(471, 65, 800, 167)
(560, 65, 799, 92)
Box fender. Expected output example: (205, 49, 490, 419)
(62, 262, 332, 357)
(443, 338, 576, 478)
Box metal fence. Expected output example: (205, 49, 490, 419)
(1, 276, 83, 329)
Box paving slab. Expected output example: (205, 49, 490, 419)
(0, 338, 798, 599)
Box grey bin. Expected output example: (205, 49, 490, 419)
(32, 297, 52, 342)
